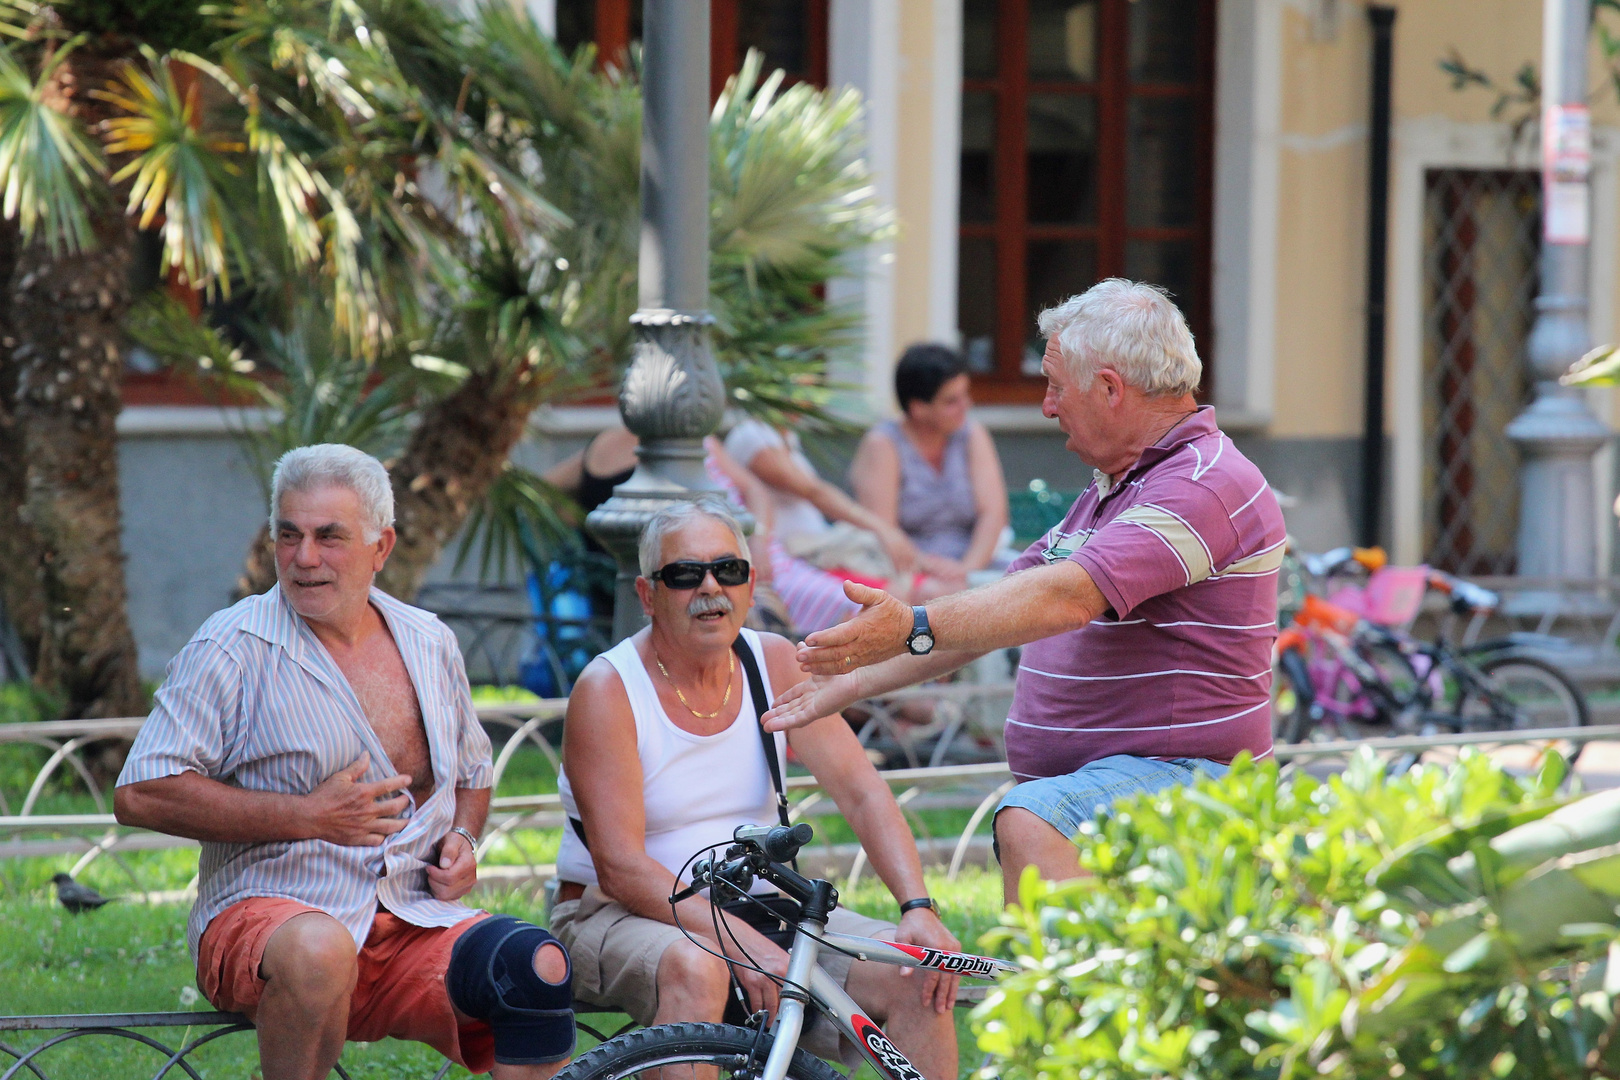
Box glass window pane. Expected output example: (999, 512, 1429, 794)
(1126, 97, 1198, 228)
(960, 92, 996, 223)
(1025, 240, 1098, 372)
(1129, 0, 1199, 83)
(959, 237, 998, 374)
(1026, 94, 1097, 225)
(964, 0, 997, 79)
(1028, 0, 1098, 82)
(1124, 239, 1199, 330)
(738, 1, 808, 79)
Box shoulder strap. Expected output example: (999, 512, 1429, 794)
(733, 635, 792, 829)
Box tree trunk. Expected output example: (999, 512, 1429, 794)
(0, 217, 44, 681)
(4, 51, 144, 719)
(376, 368, 539, 601)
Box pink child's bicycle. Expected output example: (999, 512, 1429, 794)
(1273, 547, 1589, 759)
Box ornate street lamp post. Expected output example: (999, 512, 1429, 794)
(586, 0, 728, 642)
(1508, 0, 1610, 584)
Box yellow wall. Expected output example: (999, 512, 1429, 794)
(890, 0, 949, 397)
(1269, 0, 1550, 439)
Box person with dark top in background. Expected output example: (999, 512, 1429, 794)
(850, 344, 1010, 601)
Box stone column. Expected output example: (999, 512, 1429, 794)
(585, 0, 728, 642)
(1507, 0, 1609, 586)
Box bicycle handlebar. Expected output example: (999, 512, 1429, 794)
(671, 823, 824, 908)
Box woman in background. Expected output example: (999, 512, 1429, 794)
(724, 414, 919, 600)
(850, 343, 1009, 601)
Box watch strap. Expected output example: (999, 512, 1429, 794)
(899, 897, 938, 916)
(450, 826, 479, 857)
(906, 605, 933, 653)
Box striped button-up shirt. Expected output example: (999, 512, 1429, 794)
(1004, 406, 1285, 780)
(117, 585, 494, 956)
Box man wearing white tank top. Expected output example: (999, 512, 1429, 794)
(552, 498, 960, 1078)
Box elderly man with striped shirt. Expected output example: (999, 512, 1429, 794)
(763, 279, 1286, 901)
(115, 445, 572, 1080)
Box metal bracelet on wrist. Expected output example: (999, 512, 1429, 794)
(451, 826, 479, 858)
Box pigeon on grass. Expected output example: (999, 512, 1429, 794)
(52, 873, 116, 914)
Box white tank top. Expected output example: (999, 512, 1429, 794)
(555, 628, 786, 887)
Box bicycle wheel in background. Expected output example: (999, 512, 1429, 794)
(1456, 651, 1591, 767)
(1272, 647, 1314, 744)
(558, 1022, 843, 1080)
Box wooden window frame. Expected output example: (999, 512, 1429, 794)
(962, 0, 1217, 404)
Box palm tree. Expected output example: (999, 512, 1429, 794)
(136, 12, 892, 611)
(0, 0, 555, 717)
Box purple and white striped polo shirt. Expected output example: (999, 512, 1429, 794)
(1003, 406, 1284, 781)
(117, 585, 494, 957)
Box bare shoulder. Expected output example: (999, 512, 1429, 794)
(855, 426, 899, 461)
(756, 631, 806, 692)
(966, 419, 1000, 456)
(565, 656, 632, 723)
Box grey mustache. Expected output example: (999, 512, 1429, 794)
(688, 594, 734, 617)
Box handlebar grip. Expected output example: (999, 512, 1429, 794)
(734, 822, 815, 864)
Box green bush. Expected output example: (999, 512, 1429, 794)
(970, 749, 1603, 1080)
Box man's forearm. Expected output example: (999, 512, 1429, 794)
(115, 772, 316, 843)
(927, 561, 1101, 654)
(452, 786, 490, 837)
(854, 649, 980, 700)
(841, 783, 928, 904)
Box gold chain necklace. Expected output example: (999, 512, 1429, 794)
(654, 650, 736, 720)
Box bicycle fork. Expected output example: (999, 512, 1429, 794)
(760, 917, 823, 1080)
(763, 922, 932, 1080)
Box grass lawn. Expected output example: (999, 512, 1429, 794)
(0, 869, 1009, 1079)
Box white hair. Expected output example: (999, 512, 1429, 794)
(1036, 279, 1202, 396)
(638, 497, 750, 577)
(270, 444, 394, 543)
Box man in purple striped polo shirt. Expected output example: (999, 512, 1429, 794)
(763, 280, 1284, 901)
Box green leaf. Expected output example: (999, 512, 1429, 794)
(96, 47, 248, 294)
(0, 36, 104, 253)
(1563, 343, 1620, 386)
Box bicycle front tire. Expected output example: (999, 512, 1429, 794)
(1457, 651, 1591, 766)
(559, 1021, 845, 1080)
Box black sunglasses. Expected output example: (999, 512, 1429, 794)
(648, 558, 751, 590)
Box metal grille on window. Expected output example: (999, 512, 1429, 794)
(1421, 169, 1540, 575)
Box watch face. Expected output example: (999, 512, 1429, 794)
(910, 632, 935, 654)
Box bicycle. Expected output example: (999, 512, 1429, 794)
(1274, 547, 1590, 763)
(1272, 547, 1427, 743)
(556, 822, 1018, 1080)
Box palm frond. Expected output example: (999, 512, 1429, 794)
(96, 47, 248, 294)
(1562, 343, 1620, 387)
(455, 461, 581, 583)
(0, 36, 103, 253)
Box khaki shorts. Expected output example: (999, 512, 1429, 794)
(551, 886, 893, 1064)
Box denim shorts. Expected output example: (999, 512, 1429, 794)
(995, 754, 1230, 843)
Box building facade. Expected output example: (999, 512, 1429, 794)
(116, 0, 1620, 674)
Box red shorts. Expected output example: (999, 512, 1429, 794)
(196, 897, 495, 1074)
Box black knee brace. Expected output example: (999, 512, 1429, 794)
(446, 915, 575, 1065)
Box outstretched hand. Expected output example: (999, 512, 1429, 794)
(762, 672, 864, 732)
(795, 581, 913, 676)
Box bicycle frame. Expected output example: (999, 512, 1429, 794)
(757, 918, 1019, 1080)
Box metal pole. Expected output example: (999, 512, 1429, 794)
(1507, 0, 1609, 589)
(585, 0, 728, 642)
(1360, 6, 1396, 549)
